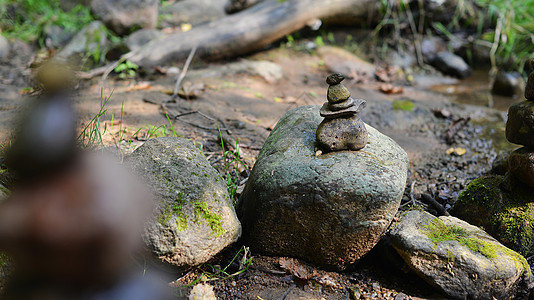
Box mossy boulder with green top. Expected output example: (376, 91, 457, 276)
(125, 137, 241, 269)
(452, 174, 534, 258)
(390, 210, 533, 299)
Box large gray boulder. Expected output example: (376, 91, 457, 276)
(491, 70, 525, 97)
(238, 105, 408, 270)
(125, 137, 241, 268)
(91, 0, 158, 36)
(431, 51, 471, 79)
(390, 210, 533, 299)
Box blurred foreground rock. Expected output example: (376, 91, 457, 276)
(0, 152, 166, 298)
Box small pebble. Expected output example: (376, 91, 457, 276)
(326, 73, 344, 85)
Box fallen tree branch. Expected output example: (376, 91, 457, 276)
(419, 193, 450, 216)
(167, 46, 197, 102)
(128, 0, 380, 69)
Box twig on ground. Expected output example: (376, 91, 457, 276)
(251, 266, 287, 275)
(142, 97, 161, 105)
(175, 118, 228, 131)
(240, 145, 262, 150)
(409, 180, 416, 206)
(146, 101, 229, 132)
(278, 284, 296, 300)
(419, 193, 450, 216)
(167, 46, 198, 103)
(76, 65, 109, 79)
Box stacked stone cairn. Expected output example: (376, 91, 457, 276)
(506, 61, 534, 187)
(316, 73, 368, 152)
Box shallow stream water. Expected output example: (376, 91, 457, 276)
(419, 69, 521, 153)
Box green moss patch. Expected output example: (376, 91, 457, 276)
(0, 252, 9, 269)
(158, 192, 188, 232)
(194, 201, 225, 237)
(392, 99, 415, 111)
(421, 218, 530, 273)
(456, 176, 503, 207)
(494, 203, 534, 256)
(454, 175, 534, 257)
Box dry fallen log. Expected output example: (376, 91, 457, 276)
(225, 0, 265, 14)
(128, 0, 471, 69)
(128, 0, 380, 69)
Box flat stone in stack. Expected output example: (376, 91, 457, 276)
(506, 64, 534, 188)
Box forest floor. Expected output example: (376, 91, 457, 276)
(0, 40, 525, 299)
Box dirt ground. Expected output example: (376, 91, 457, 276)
(0, 43, 526, 299)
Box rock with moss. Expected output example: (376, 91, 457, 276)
(0, 252, 12, 294)
(238, 105, 408, 270)
(390, 210, 533, 299)
(125, 137, 241, 269)
(452, 175, 534, 258)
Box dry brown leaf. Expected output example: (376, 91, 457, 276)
(379, 83, 403, 94)
(189, 283, 217, 300)
(433, 108, 452, 119)
(375, 67, 391, 82)
(178, 82, 206, 99)
(315, 275, 342, 289)
(127, 81, 151, 91)
(348, 69, 370, 84)
(279, 257, 317, 280)
(446, 147, 466, 156)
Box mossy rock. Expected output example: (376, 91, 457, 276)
(390, 210, 533, 299)
(0, 252, 12, 293)
(125, 137, 241, 269)
(452, 174, 534, 257)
